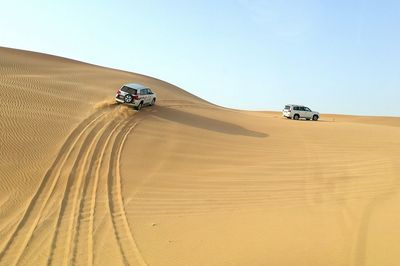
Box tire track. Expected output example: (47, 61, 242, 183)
(107, 120, 147, 266)
(0, 104, 142, 266)
(0, 112, 104, 266)
(87, 120, 123, 266)
(70, 120, 122, 266)
(47, 118, 108, 266)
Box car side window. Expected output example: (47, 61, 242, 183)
(299, 107, 306, 111)
(148, 89, 152, 94)
(305, 107, 311, 112)
(140, 89, 146, 95)
(293, 106, 299, 111)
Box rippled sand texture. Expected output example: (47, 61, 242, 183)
(1, 47, 400, 266)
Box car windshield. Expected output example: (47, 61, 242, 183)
(120, 86, 137, 95)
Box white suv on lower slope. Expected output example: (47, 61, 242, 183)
(115, 83, 156, 110)
(283, 104, 319, 121)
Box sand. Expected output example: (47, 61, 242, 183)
(0, 47, 399, 266)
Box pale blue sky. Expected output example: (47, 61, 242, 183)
(1, 0, 399, 116)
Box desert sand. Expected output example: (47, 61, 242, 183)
(0, 47, 399, 266)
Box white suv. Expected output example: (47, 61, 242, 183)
(115, 83, 156, 110)
(283, 104, 319, 121)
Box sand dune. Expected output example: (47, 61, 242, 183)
(1, 47, 400, 265)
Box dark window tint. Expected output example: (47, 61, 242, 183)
(305, 107, 311, 112)
(299, 107, 306, 111)
(293, 106, 299, 111)
(120, 86, 137, 95)
(284, 105, 290, 110)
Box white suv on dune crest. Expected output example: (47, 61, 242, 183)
(115, 83, 156, 110)
(283, 104, 319, 121)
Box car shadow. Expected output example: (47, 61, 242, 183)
(143, 106, 268, 138)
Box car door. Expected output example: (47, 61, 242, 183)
(148, 88, 153, 98)
(304, 107, 313, 119)
(144, 89, 151, 104)
(298, 106, 306, 118)
(139, 89, 148, 104)
(293, 106, 300, 118)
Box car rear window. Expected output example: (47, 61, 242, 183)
(120, 86, 137, 95)
(284, 105, 290, 110)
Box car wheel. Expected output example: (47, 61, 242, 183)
(312, 115, 319, 121)
(150, 98, 156, 106)
(135, 102, 143, 111)
(294, 114, 300, 120)
(124, 94, 133, 103)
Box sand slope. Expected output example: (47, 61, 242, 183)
(1, 47, 400, 265)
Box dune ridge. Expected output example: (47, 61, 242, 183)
(1, 47, 400, 265)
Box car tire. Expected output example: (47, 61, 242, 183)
(294, 114, 300, 120)
(150, 98, 156, 106)
(135, 102, 143, 111)
(312, 115, 319, 121)
(124, 94, 133, 103)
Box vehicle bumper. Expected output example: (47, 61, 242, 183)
(115, 97, 124, 103)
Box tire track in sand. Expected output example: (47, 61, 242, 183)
(0, 112, 104, 266)
(46, 115, 112, 266)
(70, 120, 122, 265)
(0, 105, 144, 266)
(107, 120, 147, 266)
(46, 107, 143, 266)
(87, 120, 123, 266)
